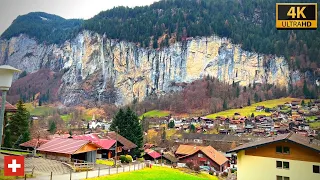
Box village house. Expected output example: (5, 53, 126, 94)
(175, 144, 229, 172)
(227, 132, 320, 180)
(20, 138, 49, 151)
(143, 148, 161, 161)
(37, 138, 102, 163)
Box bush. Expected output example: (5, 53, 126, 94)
(137, 157, 145, 162)
(209, 170, 214, 175)
(120, 155, 126, 163)
(193, 165, 200, 173)
(231, 169, 236, 173)
(222, 171, 228, 177)
(125, 155, 133, 163)
(186, 161, 194, 169)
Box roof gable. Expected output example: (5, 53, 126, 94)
(176, 144, 228, 165)
(0, 97, 17, 112)
(227, 132, 320, 153)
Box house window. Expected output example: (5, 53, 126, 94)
(276, 161, 282, 168)
(313, 165, 320, 173)
(198, 153, 203, 157)
(276, 146, 283, 153)
(283, 147, 290, 154)
(276, 161, 289, 169)
(283, 162, 289, 169)
(277, 176, 290, 180)
(276, 146, 290, 154)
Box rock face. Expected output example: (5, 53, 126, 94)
(0, 31, 291, 106)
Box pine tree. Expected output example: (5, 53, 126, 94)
(161, 127, 166, 143)
(190, 124, 196, 133)
(110, 108, 143, 157)
(22, 131, 30, 143)
(49, 121, 57, 134)
(3, 128, 12, 148)
(223, 99, 228, 110)
(8, 100, 30, 146)
(168, 120, 175, 128)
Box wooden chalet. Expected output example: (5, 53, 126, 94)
(37, 138, 102, 163)
(20, 138, 49, 151)
(175, 144, 228, 172)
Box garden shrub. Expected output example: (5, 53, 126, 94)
(125, 155, 133, 163)
(120, 155, 126, 163)
(209, 170, 214, 175)
(193, 165, 200, 173)
(186, 161, 194, 169)
(137, 157, 145, 162)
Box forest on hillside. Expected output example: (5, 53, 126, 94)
(131, 76, 316, 115)
(1, 0, 319, 71)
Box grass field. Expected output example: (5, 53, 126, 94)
(309, 122, 320, 129)
(140, 110, 170, 119)
(86, 166, 218, 180)
(206, 98, 300, 119)
(24, 103, 56, 116)
(0, 170, 33, 180)
(96, 159, 114, 166)
(0, 150, 30, 155)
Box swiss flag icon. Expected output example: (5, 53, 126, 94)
(4, 156, 24, 176)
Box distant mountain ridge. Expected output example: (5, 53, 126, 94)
(1, 0, 319, 71)
(1, 12, 82, 44)
(0, 0, 318, 106)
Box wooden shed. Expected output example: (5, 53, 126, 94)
(37, 138, 102, 163)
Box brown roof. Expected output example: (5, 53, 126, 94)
(175, 144, 228, 166)
(0, 97, 17, 112)
(20, 139, 49, 148)
(37, 138, 101, 154)
(227, 132, 320, 153)
(101, 132, 137, 150)
(163, 152, 178, 163)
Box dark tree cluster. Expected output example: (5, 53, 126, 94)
(1, 12, 82, 44)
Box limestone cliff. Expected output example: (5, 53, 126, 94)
(0, 31, 292, 106)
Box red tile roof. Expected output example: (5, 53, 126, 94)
(101, 132, 137, 150)
(37, 138, 101, 154)
(73, 134, 116, 149)
(20, 139, 49, 148)
(145, 149, 161, 159)
(176, 144, 228, 166)
(0, 97, 17, 112)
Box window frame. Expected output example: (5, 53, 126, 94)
(277, 176, 290, 180)
(276, 161, 282, 168)
(283, 161, 290, 169)
(198, 153, 203, 158)
(276, 175, 283, 180)
(283, 146, 290, 154)
(313, 165, 320, 173)
(276, 146, 283, 153)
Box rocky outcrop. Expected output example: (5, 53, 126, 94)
(0, 31, 291, 106)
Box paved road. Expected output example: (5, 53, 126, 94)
(22, 163, 146, 180)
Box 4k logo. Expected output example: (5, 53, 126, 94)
(276, 3, 317, 30)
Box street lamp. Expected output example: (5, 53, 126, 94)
(0, 65, 21, 148)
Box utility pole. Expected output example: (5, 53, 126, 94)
(114, 126, 118, 167)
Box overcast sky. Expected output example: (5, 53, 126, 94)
(0, 0, 159, 35)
